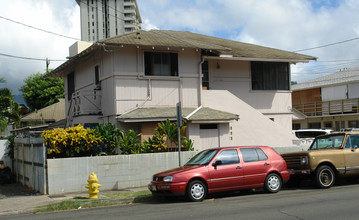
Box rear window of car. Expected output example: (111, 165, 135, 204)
(240, 148, 268, 162)
(294, 131, 328, 138)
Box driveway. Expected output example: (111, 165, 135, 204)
(0, 182, 38, 198)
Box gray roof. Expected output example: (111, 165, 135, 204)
(21, 99, 65, 122)
(48, 30, 316, 78)
(117, 107, 239, 122)
(101, 30, 315, 62)
(292, 67, 359, 91)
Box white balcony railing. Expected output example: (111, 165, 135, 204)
(293, 98, 359, 117)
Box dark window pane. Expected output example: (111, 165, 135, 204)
(202, 61, 209, 89)
(215, 149, 239, 165)
(144, 52, 178, 76)
(200, 124, 218, 129)
(240, 148, 259, 162)
(256, 148, 268, 161)
(251, 62, 289, 91)
(67, 72, 75, 101)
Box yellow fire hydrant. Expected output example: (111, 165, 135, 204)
(85, 172, 101, 199)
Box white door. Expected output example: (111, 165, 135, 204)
(200, 128, 219, 149)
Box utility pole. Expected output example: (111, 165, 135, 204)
(46, 58, 50, 73)
(176, 102, 182, 166)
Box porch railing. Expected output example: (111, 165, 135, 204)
(65, 90, 102, 127)
(293, 98, 359, 117)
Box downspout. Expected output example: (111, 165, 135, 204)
(198, 57, 205, 106)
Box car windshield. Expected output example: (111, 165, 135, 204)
(185, 150, 218, 165)
(309, 134, 345, 150)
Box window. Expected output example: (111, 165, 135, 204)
(200, 124, 217, 129)
(67, 72, 75, 101)
(240, 148, 268, 162)
(215, 149, 239, 165)
(293, 123, 301, 130)
(324, 122, 332, 128)
(310, 134, 345, 150)
(251, 61, 289, 90)
(349, 121, 359, 128)
(95, 65, 101, 89)
(185, 150, 218, 165)
(309, 123, 321, 129)
(345, 135, 359, 149)
(202, 61, 209, 89)
(144, 52, 178, 77)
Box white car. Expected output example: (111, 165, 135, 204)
(292, 129, 332, 150)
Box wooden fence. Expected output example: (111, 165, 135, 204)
(14, 135, 47, 194)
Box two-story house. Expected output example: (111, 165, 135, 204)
(292, 67, 359, 130)
(48, 30, 316, 151)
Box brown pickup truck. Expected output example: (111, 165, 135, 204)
(282, 131, 359, 188)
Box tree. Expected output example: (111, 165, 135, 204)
(19, 72, 64, 111)
(0, 78, 20, 132)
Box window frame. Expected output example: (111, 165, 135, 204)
(144, 51, 179, 77)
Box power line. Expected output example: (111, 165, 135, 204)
(0, 52, 66, 62)
(0, 15, 80, 41)
(293, 36, 359, 52)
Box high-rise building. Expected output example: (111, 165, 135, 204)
(76, 0, 142, 42)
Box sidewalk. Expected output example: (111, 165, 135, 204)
(0, 184, 148, 216)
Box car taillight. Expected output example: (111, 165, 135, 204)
(284, 161, 287, 170)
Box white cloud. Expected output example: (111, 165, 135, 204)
(0, 0, 79, 94)
(1, 0, 359, 94)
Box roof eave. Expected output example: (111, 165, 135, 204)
(203, 56, 316, 63)
(46, 43, 101, 78)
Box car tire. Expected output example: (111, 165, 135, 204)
(264, 173, 282, 193)
(315, 165, 335, 188)
(186, 180, 207, 202)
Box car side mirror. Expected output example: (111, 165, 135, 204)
(213, 160, 222, 167)
(352, 145, 358, 152)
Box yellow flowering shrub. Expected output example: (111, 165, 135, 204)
(41, 124, 103, 158)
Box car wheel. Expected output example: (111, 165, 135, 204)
(315, 165, 335, 188)
(264, 173, 282, 193)
(186, 180, 207, 202)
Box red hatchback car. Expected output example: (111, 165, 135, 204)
(148, 146, 290, 202)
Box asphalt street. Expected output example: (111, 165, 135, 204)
(2, 180, 359, 220)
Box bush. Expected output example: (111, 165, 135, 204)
(42, 122, 194, 158)
(41, 125, 103, 157)
(95, 123, 121, 155)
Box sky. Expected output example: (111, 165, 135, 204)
(1, 0, 359, 95)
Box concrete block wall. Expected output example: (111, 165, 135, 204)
(47, 151, 197, 195)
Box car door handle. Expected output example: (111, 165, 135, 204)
(264, 163, 270, 166)
(236, 166, 242, 169)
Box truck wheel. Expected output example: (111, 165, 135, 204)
(264, 173, 282, 193)
(315, 165, 335, 188)
(186, 180, 207, 202)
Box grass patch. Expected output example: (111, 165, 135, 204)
(0, 196, 4, 200)
(103, 190, 151, 199)
(34, 190, 153, 213)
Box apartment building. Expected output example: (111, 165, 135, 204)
(76, 0, 142, 42)
(49, 30, 316, 150)
(292, 67, 359, 130)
